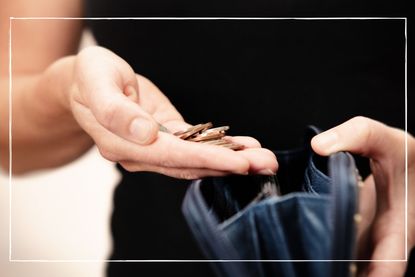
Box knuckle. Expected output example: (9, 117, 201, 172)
(98, 147, 119, 162)
(157, 140, 179, 168)
(119, 161, 141, 172)
(350, 116, 373, 141)
(77, 46, 101, 67)
(78, 46, 105, 58)
(100, 101, 120, 130)
(350, 116, 371, 128)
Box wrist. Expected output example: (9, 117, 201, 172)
(42, 55, 77, 113)
(23, 55, 81, 130)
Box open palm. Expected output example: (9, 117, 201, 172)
(69, 46, 278, 179)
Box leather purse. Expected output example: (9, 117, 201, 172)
(182, 126, 360, 277)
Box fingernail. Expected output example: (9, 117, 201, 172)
(130, 118, 153, 144)
(314, 131, 338, 152)
(258, 169, 276, 175)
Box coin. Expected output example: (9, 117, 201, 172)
(173, 122, 243, 151)
(203, 126, 229, 133)
(175, 122, 213, 140)
(187, 131, 226, 142)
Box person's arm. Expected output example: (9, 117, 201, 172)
(0, 0, 87, 172)
(0, 0, 277, 177)
(312, 116, 415, 277)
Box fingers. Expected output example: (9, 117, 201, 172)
(226, 136, 262, 148)
(75, 46, 159, 145)
(124, 85, 139, 102)
(356, 176, 377, 260)
(122, 141, 277, 177)
(119, 161, 230, 180)
(142, 135, 277, 175)
(366, 247, 407, 277)
(162, 120, 192, 134)
(72, 47, 277, 178)
(147, 132, 251, 173)
(364, 207, 406, 276)
(237, 148, 278, 175)
(366, 261, 407, 277)
(370, 232, 406, 262)
(72, 102, 250, 173)
(370, 210, 406, 263)
(311, 116, 396, 158)
(134, 74, 184, 123)
(73, 100, 280, 177)
(91, 93, 159, 144)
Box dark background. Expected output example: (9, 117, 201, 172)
(86, 1, 412, 276)
(90, 19, 407, 149)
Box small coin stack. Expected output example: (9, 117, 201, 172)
(173, 122, 244, 151)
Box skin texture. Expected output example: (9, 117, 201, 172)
(0, 0, 86, 172)
(0, 1, 277, 178)
(312, 116, 415, 277)
(0, 1, 413, 275)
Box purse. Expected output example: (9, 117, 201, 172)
(182, 126, 360, 277)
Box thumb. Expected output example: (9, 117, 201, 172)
(89, 86, 159, 145)
(75, 46, 159, 145)
(311, 116, 393, 158)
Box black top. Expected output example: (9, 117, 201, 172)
(85, 1, 412, 276)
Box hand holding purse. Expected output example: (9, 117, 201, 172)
(182, 126, 360, 277)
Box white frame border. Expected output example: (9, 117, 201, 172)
(8, 16, 408, 263)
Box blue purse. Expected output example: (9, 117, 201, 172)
(182, 127, 359, 277)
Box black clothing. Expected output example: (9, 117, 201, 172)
(86, 1, 412, 276)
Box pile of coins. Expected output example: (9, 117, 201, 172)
(173, 122, 244, 151)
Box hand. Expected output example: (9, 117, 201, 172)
(311, 116, 415, 276)
(68, 46, 277, 179)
